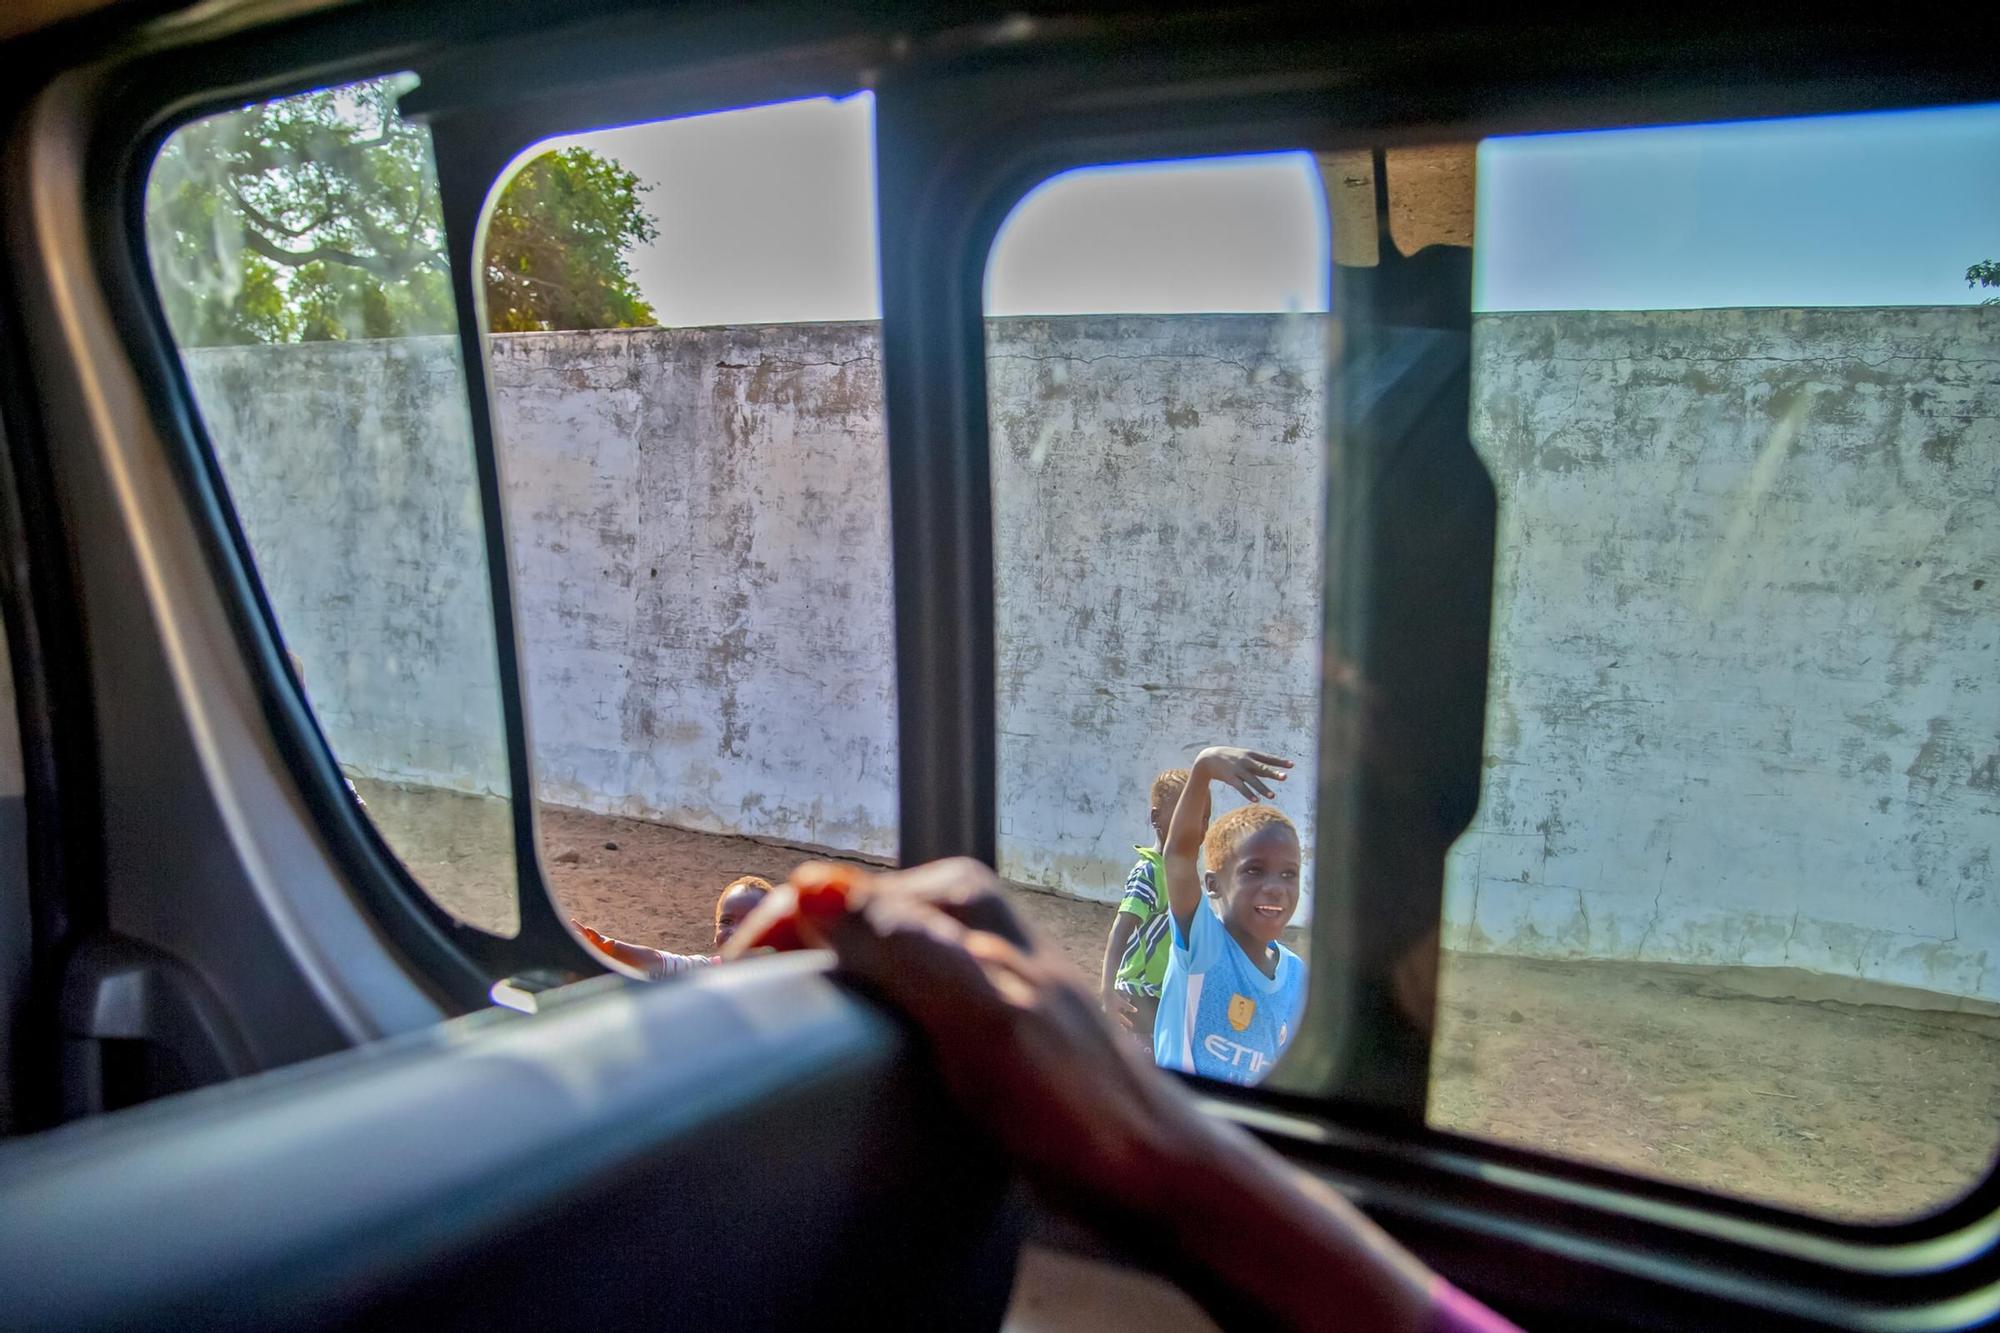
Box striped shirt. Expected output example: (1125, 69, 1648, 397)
(1112, 849, 1174, 999)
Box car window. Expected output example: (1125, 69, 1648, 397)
(1429, 105, 2000, 1221)
(476, 97, 899, 965)
(983, 153, 1330, 1086)
(143, 75, 521, 937)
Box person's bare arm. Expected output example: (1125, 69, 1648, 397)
(1165, 747, 1292, 936)
(572, 922, 715, 979)
(573, 923, 658, 973)
(774, 859, 1511, 1333)
(1131, 1098, 1440, 1331)
(1099, 912, 1142, 1027)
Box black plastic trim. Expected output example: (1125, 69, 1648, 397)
(0, 285, 99, 1132)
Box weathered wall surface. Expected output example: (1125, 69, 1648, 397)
(188, 338, 514, 799)
(187, 305, 1999, 998)
(489, 324, 901, 857)
(1449, 308, 1998, 999)
(485, 315, 1325, 881)
(987, 316, 1326, 895)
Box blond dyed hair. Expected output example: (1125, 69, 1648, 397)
(1202, 804, 1297, 877)
(714, 875, 773, 918)
(1149, 768, 1191, 813)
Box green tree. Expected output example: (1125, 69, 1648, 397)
(145, 76, 658, 345)
(1969, 259, 2000, 305)
(483, 148, 658, 332)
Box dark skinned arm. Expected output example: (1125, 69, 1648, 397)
(1100, 911, 1142, 1027)
(780, 859, 1508, 1333)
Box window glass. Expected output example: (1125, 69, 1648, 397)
(477, 97, 901, 965)
(144, 75, 520, 936)
(1430, 105, 2000, 1220)
(985, 153, 1331, 1087)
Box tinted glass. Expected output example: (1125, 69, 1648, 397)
(1429, 106, 2000, 1220)
(145, 75, 520, 936)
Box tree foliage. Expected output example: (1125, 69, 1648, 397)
(484, 148, 658, 332)
(146, 76, 659, 345)
(1969, 259, 2000, 305)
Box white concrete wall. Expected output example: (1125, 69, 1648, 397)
(187, 338, 513, 798)
(986, 316, 1326, 897)
(185, 306, 2000, 998)
(1450, 307, 1999, 999)
(484, 316, 1325, 882)
(489, 324, 901, 857)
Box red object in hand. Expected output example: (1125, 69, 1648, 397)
(720, 861, 864, 957)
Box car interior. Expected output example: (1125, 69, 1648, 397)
(0, 2, 1994, 1329)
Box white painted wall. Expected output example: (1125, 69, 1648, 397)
(186, 306, 2000, 998)
(490, 324, 901, 857)
(1451, 308, 1999, 999)
(187, 338, 512, 798)
(986, 316, 1326, 898)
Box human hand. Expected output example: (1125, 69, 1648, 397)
(761, 858, 1205, 1221)
(1103, 988, 1139, 1031)
(1194, 747, 1293, 803)
(728, 859, 1466, 1333)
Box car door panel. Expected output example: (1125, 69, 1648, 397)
(0, 955, 1020, 1332)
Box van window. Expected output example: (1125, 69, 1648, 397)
(144, 75, 520, 936)
(983, 153, 1330, 1085)
(1429, 105, 2000, 1220)
(477, 97, 899, 964)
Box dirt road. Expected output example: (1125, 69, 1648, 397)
(360, 779, 1999, 1223)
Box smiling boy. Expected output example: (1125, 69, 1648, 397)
(1154, 746, 1305, 1085)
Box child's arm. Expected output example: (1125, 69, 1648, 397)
(573, 922, 711, 979)
(1099, 913, 1142, 1025)
(1165, 746, 1294, 935)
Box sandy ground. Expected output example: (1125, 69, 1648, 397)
(358, 778, 1998, 1223)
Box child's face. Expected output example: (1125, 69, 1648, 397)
(713, 887, 767, 949)
(1209, 824, 1301, 945)
(1149, 804, 1170, 846)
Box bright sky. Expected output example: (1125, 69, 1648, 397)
(1477, 104, 2000, 311)
(546, 95, 2000, 325)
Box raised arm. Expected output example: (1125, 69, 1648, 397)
(1165, 746, 1293, 935)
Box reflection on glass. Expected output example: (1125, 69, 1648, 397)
(145, 75, 520, 936)
(1431, 105, 2000, 1220)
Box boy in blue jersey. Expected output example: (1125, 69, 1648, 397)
(1154, 745, 1304, 1086)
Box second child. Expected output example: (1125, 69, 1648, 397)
(1098, 768, 1189, 1047)
(576, 874, 773, 979)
